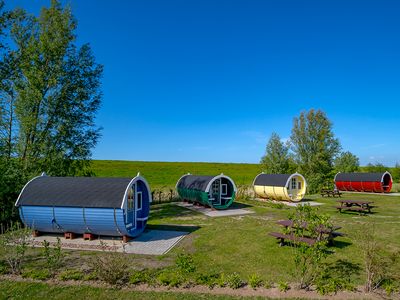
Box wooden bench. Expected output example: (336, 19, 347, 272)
(321, 189, 342, 197)
(335, 205, 370, 214)
(269, 232, 316, 246)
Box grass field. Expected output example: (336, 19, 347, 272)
(2, 160, 400, 298)
(91, 160, 262, 188)
(3, 192, 398, 298)
(91, 160, 400, 192)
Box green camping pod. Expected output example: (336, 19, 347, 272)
(176, 174, 237, 210)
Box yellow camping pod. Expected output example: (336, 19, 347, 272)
(253, 173, 307, 202)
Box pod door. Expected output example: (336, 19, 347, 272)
(126, 184, 136, 229)
(210, 179, 221, 206)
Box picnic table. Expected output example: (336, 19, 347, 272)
(269, 219, 344, 246)
(320, 189, 342, 197)
(335, 199, 374, 214)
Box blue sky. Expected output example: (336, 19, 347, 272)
(7, 0, 400, 166)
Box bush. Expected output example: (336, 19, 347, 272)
(42, 238, 64, 277)
(58, 269, 84, 281)
(278, 281, 290, 292)
(248, 273, 263, 289)
(156, 269, 184, 287)
(22, 268, 51, 280)
(215, 273, 227, 287)
(314, 260, 358, 295)
(90, 253, 129, 285)
(195, 272, 220, 289)
(176, 253, 195, 274)
(83, 272, 98, 281)
(0, 225, 30, 275)
(129, 269, 159, 286)
(226, 272, 244, 289)
(0, 261, 8, 274)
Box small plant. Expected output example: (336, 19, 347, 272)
(195, 272, 220, 289)
(0, 261, 8, 274)
(0, 224, 30, 275)
(156, 269, 184, 287)
(226, 272, 244, 289)
(264, 280, 273, 289)
(42, 238, 64, 277)
(22, 268, 51, 280)
(248, 273, 263, 289)
(58, 269, 84, 281)
(90, 252, 129, 285)
(175, 253, 195, 274)
(83, 272, 98, 281)
(129, 269, 159, 286)
(216, 273, 226, 287)
(278, 281, 290, 292)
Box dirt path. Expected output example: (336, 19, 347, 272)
(1, 275, 387, 299)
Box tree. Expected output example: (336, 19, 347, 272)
(260, 132, 294, 174)
(290, 109, 341, 193)
(334, 151, 359, 173)
(9, 0, 103, 176)
(365, 162, 387, 173)
(0, 0, 102, 226)
(391, 163, 400, 183)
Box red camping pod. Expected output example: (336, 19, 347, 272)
(334, 172, 392, 193)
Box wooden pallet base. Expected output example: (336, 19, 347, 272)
(32, 230, 41, 237)
(64, 232, 76, 239)
(83, 233, 96, 241)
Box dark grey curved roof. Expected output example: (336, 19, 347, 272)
(16, 176, 133, 208)
(177, 175, 215, 192)
(335, 172, 391, 182)
(253, 174, 292, 187)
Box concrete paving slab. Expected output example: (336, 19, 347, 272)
(255, 199, 324, 207)
(27, 229, 187, 255)
(176, 202, 254, 217)
(124, 230, 187, 255)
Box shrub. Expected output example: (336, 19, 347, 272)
(22, 268, 51, 280)
(0, 261, 8, 274)
(156, 269, 184, 287)
(42, 238, 64, 276)
(195, 272, 220, 289)
(314, 260, 358, 295)
(0, 225, 30, 275)
(90, 253, 129, 285)
(176, 253, 195, 274)
(248, 273, 263, 289)
(58, 269, 84, 281)
(226, 272, 244, 289)
(129, 269, 159, 286)
(216, 273, 226, 287)
(83, 272, 98, 281)
(278, 281, 290, 292)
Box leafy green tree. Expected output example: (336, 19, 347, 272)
(260, 132, 294, 174)
(365, 162, 387, 173)
(391, 163, 400, 182)
(334, 151, 359, 173)
(0, 0, 102, 226)
(10, 0, 103, 176)
(290, 109, 341, 193)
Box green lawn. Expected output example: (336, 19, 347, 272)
(1, 192, 399, 297)
(91, 160, 261, 188)
(0, 280, 264, 300)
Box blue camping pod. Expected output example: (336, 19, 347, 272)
(15, 173, 152, 238)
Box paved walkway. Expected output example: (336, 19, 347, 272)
(176, 202, 254, 217)
(28, 229, 187, 255)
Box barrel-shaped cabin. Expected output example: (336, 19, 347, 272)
(253, 173, 307, 202)
(176, 174, 237, 210)
(15, 173, 151, 238)
(334, 172, 392, 193)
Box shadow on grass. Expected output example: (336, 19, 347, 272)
(330, 240, 352, 249)
(228, 201, 253, 209)
(150, 203, 200, 219)
(146, 224, 200, 233)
